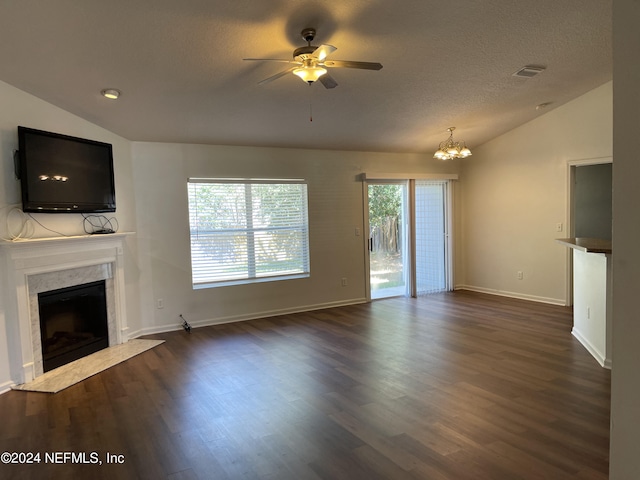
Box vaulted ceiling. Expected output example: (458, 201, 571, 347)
(0, 1, 611, 153)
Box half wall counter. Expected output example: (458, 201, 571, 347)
(556, 238, 612, 368)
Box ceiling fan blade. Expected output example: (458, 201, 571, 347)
(243, 58, 297, 64)
(312, 44, 337, 61)
(319, 74, 338, 89)
(257, 67, 296, 85)
(324, 60, 383, 70)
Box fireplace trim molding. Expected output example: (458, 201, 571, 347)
(1, 233, 132, 385)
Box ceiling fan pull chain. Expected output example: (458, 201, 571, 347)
(309, 87, 313, 122)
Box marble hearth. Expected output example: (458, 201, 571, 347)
(1, 233, 131, 385)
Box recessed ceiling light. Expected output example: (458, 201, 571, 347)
(101, 89, 121, 100)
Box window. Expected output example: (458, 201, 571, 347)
(187, 178, 310, 288)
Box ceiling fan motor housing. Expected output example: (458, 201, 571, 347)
(293, 46, 317, 59)
(301, 28, 316, 43)
(295, 28, 318, 59)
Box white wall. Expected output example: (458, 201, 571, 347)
(610, 0, 640, 476)
(131, 142, 461, 335)
(458, 82, 612, 305)
(0, 80, 140, 391)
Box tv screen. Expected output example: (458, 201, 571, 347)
(18, 126, 116, 213)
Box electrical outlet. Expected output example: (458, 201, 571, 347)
(517, 271, 524, 280)
(341, 277, 348, 287)
(556, 222, 563, 232)
(355, 227, 361, 236)
(157, 298, 164, 309)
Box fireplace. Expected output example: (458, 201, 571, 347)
(38, 280, 109, 372)
(1, 233, 131, 387)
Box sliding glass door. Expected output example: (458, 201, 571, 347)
(366, 178, 451, 299)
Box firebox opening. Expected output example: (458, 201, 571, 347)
(38, 280, 109, 372)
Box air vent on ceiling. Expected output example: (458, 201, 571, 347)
(512, 65, 546, 78)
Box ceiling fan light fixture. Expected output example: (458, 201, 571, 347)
(293, 66, 327, 84)
(244, 27, 382, 89)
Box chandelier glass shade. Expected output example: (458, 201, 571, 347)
(434, 127, 472, 160)
(293, 58, 327, 84)
(293, 66, 327, 83)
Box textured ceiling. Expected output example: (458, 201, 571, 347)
(0, 1, 611, 154)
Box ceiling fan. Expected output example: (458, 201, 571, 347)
(243, 28, 383, 89)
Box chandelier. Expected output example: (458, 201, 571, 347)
(433, 127, 472, 160)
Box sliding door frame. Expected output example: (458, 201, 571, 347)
(362, 173, 458, 301)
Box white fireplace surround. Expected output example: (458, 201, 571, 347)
(1, 233, 131, 385)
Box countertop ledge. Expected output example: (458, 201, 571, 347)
(556, 237, 611, 254)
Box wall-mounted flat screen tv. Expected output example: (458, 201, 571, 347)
(18, 126, 116, 213)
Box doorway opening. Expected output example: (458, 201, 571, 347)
(368, 182, 408, 299)
(564, 158, 613, 305)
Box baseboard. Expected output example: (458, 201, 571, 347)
(0, 380, 15, 395)
(129, 297, 369, 339)
(455, 285, 566, 306)
(572, 327, 611, 369)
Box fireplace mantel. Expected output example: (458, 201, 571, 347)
(1, 232, 134, 385)
(1, 231, 132, 252)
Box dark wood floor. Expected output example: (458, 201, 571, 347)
(0, 291, 610, 480)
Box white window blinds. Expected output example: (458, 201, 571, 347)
(187, 179, 310, 288)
